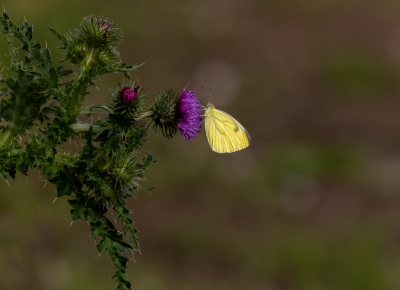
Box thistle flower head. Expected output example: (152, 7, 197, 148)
(120, 87, 138, 103)
(176, 89, 202, 141)
(151, 87, 202, 140)
(62, 15, 122, 66)
(108, 81, 145, 121)
(151, 89, 179, 138)
(80, 15, 121, 48)
(87, 152, 146, 208)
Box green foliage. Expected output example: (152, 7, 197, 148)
(0, 12, 188, 289)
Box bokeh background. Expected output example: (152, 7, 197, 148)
(1, 0, 400, 289)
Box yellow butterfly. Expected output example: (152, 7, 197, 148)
(204, 103, 251, 153)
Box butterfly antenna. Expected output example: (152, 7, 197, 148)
(201, 86, 212, 105)
(200, 86, 208, 98)
(199, 97, 208, 108)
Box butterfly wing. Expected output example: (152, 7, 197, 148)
(205, 106, 251, 153)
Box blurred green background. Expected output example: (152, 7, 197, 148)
(1, 0, 400, 289)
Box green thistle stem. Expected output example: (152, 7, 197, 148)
(86, 48, 95, 66)
(70, 122, 100, 132)
(80, 47, 96, 76)
(134, 111, 154, 121)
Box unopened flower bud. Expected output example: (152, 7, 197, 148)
(120, 87, 137, 103)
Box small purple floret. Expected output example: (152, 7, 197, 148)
(102, 21, 111, 31)
(120, 87, 137, 103)
(177, 89, 202, 141)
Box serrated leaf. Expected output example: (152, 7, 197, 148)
(56, 182, 71, 197)
(24, 23, 32, 41)
(30, 43, 41, 60)
(49, 68, 58, 85)
(68, 199, 88, 221)
(7, 164, 16, 179)
(141, 153, 155, 168)
(116, 255, 129, 269)
(41, 48, 51, 68)
(50, 172, 79, 197)
(97, 237, 112, 253)
(49, 28, 67, 46)
(96, 239, 107, 253)
(112, 271, 131, 290)
(89, 221, 103, 238)
(70, 208, 87, 221)
(116, 283, 131, 290)
(58, 69, 73, 77)
(113, 240, 132, 253)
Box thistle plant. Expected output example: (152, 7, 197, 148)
(0, 12, 202, 289)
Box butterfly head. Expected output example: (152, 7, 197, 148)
(206, 102, 215, 109)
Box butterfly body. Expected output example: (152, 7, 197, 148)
(204, 103, 251, 153)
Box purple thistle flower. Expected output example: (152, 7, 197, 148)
(176, 89, 202, 141)
(120, 87, 137, 103)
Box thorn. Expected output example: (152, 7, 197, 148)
(43, 181, 48, 188)
(37, 175, 43, 181)
(53, 198, 57, 203)
(3, 178, 10, 187)
(70, 221, 74, 227)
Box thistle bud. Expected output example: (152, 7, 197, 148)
(109, 81, 145, 120)
(80, 15, 121, 48)
(63, 15, 122, 67)
(151, 89, 178, 138)
(89, 153, 143, 208)
(120, 87, 138, 103)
